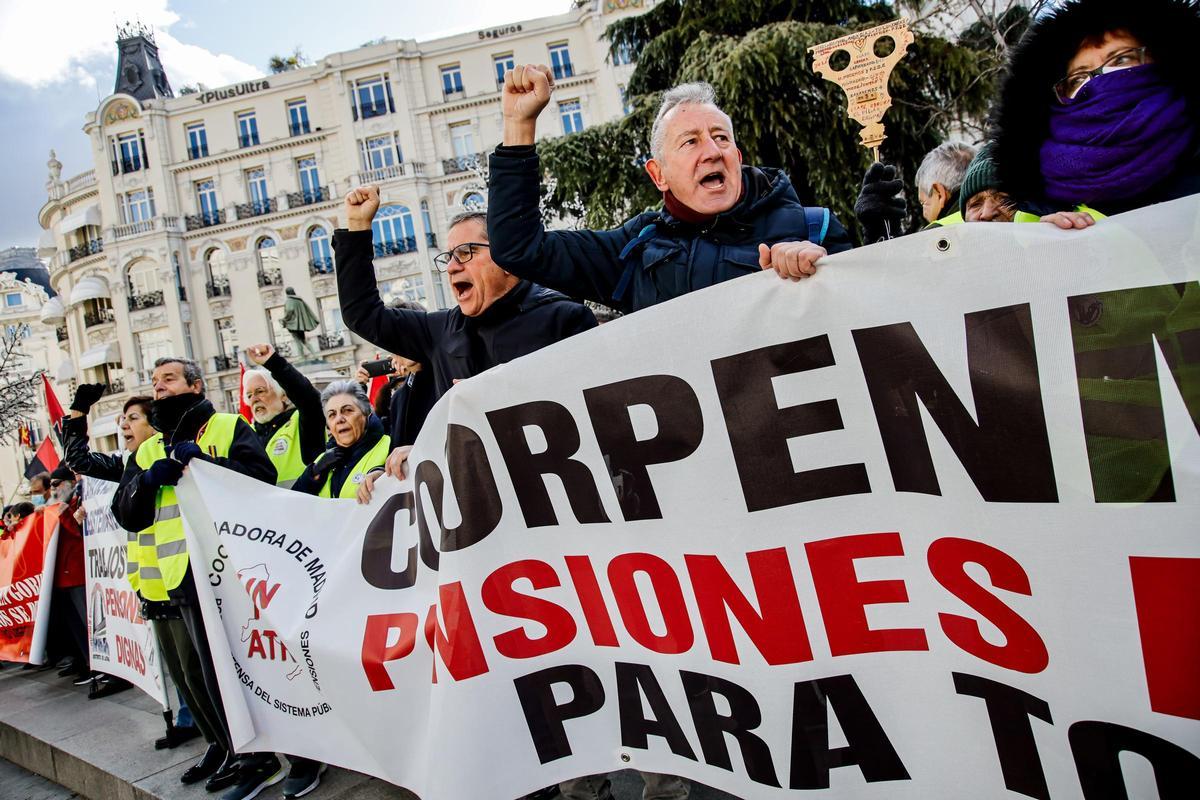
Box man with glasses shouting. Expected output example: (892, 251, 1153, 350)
(334, 186, 596, 402)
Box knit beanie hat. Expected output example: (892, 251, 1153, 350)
(959, 143, 1002, 214)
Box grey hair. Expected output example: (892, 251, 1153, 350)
(447, 210, 488, 238)
(650, 82, 732, 161)
(243, 367, 286, 404)
(320, 379, 372, 417)
(914, 141, 978, 196)
(154, 356, 203, 387)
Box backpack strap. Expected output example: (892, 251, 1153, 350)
(613, 223, 658, 303)
(804, 207, 830, 246)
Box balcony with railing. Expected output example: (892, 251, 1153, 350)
(84, 307, 115, 328)
(318, 332, 347, 350)
(65, 170, 96, 195)
(177, 283, 188, 302)
(257, 268, 283, 288)
(110, 156, 146, 176)
(309, 256, 335, 276)
(356, 162, 425, 184)
(206, 277, 232, 298)
(185, 210, 226, 231)
(127, 289, 164, 311)
(112, 215, 184, 241)
(425, 232, 438, 249)
(287, 187, 329, 208)
(442, 154, 483, 175)
(373, 237, 418, 258)
(236, 199, 276, 220)
(68, 239, 103, 263)
(212, 353, 239, 372)
(104, 378, 125, 395)
(55, 326, 68, 343)
(359, 101, 389, 120)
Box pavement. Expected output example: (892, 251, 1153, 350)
(0, 662, 742, 800)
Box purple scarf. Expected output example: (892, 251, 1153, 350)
(1040, 65, 1195, 205)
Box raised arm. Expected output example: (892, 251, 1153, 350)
(248, 344, 326, 464)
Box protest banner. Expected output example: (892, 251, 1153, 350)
(0, 505, 60, 664)
(81, 477, 169, 706)
(178, 196, 1200, 799)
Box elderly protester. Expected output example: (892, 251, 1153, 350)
(487, 74, 852, 312)
(959, 144, 1017, 223)
(45, 463, 92, 686)
(915, 142, 977, 227)
(292, 380, 389, 499)
(243, 343, 327, 488)
(990, 0, 1199, 223)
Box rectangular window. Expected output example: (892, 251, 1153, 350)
(441, 64, 464, 97)
(493, 53, 514, 85)
(355, 76, 389, 119)
(559, 99, 584, 134)
(236, 111, 259, 147)
(287, 99, 310, 136)
(121, 188, 156, 224)
(136, 327, 173, 375)
(215, 316, 238, 356)
(450, 123, 475, 159)
(115, 131, 146, 173)
(361, 134, 401, 171)
(549, 43, 574, 80)
(267, 306, 290, 352)
(319, 296, 345, 335)
(185, 123, 208, 159)
(246, 167, 270, 213)
(196, 179, 220, 225)
(297, 157, 321, 200)
(5, 293, 21, 308)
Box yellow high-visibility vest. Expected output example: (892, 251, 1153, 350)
(317, 436, 391, 499)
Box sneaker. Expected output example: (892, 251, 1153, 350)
(58, 659, 83, 678)
(156, 725, 202, 750)
(221, 755, 284, 800)
(281, 757, 326, 798)
(89, 675, 133, 699)
(72, 672, 96, 686)
(205, 754, 243, 792)
(181, 744, 227, 785)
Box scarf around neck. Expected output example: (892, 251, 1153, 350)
(1040, 65, 1195, 206)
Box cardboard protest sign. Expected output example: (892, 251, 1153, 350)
(0, 505, 60, 664)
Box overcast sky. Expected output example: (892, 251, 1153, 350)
(0, 0, 570, 249)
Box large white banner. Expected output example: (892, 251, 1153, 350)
(82, 477, 169, 707)
(178, 197, 1200, 800)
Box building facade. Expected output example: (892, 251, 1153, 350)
(36, 0, 650, 452)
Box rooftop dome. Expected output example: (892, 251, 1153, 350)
(0, 247, 54, 297)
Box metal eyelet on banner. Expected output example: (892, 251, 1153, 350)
(620, 753, 631, 763)
(936, 238, 951, 252)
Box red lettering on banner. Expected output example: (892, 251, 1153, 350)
(1129, 556, 1200, 720)
(928, 537, 1048, 674)
(564, 555, 619, 647)
(361, 613, 419, 691)
(608, 553, 694, 654)
(685, 548, 813, 666)
(806, 532, 929, 656)
(482, 560, 578, 659)
(424, 582, 489, 683)
(247, 629, 290, 661)
(115, 633, 147, 675)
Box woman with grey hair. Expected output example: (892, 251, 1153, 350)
(290, 380, 390, 499)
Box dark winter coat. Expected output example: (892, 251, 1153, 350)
(334, 228, 598, 398)
(989, 0, 1200, 215)
(63, 414, 125, 482)
(292, 415, 387, 498)
(254, 352, 327, 463)
(386, 371, 437, 448)
(486, 145, 853, 313)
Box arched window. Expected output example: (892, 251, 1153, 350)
(462, 192, 485, 210)
(127, 260, 160, 296)
(205, 248, 230, 296)
(256, 236, 279, 272)
(308, 226, 333, 273)
(372, 205, 415, 257)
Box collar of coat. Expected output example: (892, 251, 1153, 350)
(657, 165, 794, 235)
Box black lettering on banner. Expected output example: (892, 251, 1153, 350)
(1068, 720, 1200, 799)
(487, 400, 610, 527)
(582, 375, 704, 521)
(361, 491, 417, 590)
(615, 662, 697, 760)
(680, 670, 780, 787)
(414, 424, 503, 570)
(1069, 282, 1200, 503)
(953, 672, 1052, 800)
(789, 674, 909, 789)
(711, 336, 870, 512)
(852, 304, 1058, 502)
(513, 664, 606, 764)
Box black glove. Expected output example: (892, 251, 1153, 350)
(172, 441, 204, 466)
(70, 383, 107, 413)
(854, 162, 907, 244)
(143, 459, 185, 488)
(310, 448, 347, 481)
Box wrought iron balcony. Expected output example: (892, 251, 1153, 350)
(110, 157, 145, 175)
(104, 378, 125, 395)
(359, 102, 388, 120)
(55, 326, 68, 342)
(356, 162, 426, 184)
(287, 187, 329, 207)
(205, 277, 232, 298)
(442, 154, 483, 175)
(177, 284, 188, 302)
(83, 307, 115, 328)
(127, 290, 164, 311)
(212, 353, 238, 372)
(236, 199, 276, 220)
(256, 268, 283, 288)
(309, 256, 335, 275)
(318, 332, 346, 350)
(373, 237, 418, 258)
(425, 232, 438, 249)
(185, 210, 226, 230)
(273, 340, 294, 358)
(68, 240, 103, 263)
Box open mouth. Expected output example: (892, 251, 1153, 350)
(699, 171, 726, 190)
(452, 280, 474, 301)
(122, 433, 133, 446)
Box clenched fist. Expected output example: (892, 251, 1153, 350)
(345, 185, 380, 232)
(758, 241, 827, 281)
(245, 343, 274, 366)
(502, 64, 554, 145)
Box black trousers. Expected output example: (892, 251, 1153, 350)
(155, 613, 229, 751)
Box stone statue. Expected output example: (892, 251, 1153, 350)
(282, 287, 320, 360)
(46, 150, 62, 190)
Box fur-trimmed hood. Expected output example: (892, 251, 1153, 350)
(988, 0, 1200, 211)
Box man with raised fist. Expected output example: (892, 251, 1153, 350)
(487, 65, 853, 314)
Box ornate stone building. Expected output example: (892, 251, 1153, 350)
(36, 1, 650, 451)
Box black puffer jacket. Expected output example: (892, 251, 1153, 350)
(989, 0, 1200, 214)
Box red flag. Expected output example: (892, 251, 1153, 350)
(24, 437, 59, 479)
(366, 352, 387, 406)
(238, 363, 253, 422)
(41, 373, 65, 443)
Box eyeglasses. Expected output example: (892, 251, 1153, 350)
(1055, 46, 1149, 103)
(433, 242, 489, 272)
(245, 387, 273, 401)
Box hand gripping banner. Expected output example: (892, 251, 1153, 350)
(178, 196, 1200, 799)
(0, 505, 60, 664)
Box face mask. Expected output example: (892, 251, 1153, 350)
(31, 495, 45, 508)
